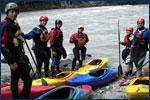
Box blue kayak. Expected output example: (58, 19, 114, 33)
(36, 85, 92, 99)
(67, 68, 118, 86)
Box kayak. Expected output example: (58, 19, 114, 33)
(78, 58, 109, 74)
(67, 68, 118, 86)
(125, 77, 149, 99)
(1, 83, 11, 88)
(32, 71, 79, 87)
(36, 85, 92, 99)
(144, 65, 149, 76)
(1, 84, 55, 99)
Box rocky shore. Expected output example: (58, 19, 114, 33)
(1, 55, 137, 99)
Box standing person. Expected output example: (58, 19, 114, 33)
(24, 16, 51, 78)
(49, 19, 67, 76)
(120, 27, 134, 78)
(131, 18, 149, 77)
(69, 25, 89, 71)
(1, 2, 32, 99)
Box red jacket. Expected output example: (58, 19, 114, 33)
(49, 28, 63, 50)
(1, 17, 24, 64)
(70, 33, 89, 48)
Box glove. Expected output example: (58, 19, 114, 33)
(20, 32, 25, 37)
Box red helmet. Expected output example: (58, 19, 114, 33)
(40, 16, 48, 21)
(137, 18, 145, 23)
(126, 27, 133, 33)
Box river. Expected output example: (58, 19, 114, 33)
(1, 4, 149, 79)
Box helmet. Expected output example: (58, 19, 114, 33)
(55, 19, 62, 25)
(126, 27, 133, 33)
(5, 2, 19, 14)
(40, 16, 48, 21)
(137, 18, 145, 23)
(78, 25, 84, 29)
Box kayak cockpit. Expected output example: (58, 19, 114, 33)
(89, 59, 102, 65)
(89, 69, 107, 77)
(41, 87, 74, 99)
(133, 80, 149, 85)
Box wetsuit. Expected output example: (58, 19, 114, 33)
(121, 34, 133, 77)
(1, 17, 32, 99)
(24, 25, 51, 78)
(49, 28, 67, 73)
(131, 27, 149, 77)
(70, 32, 89, 70)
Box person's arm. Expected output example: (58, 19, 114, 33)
(131, 31, 137, 47)
(24, 28, 41, 39)
(84, 33, 89, 43)
(49, 29, 56, 50)
(1, 21, 15, 65)
(69, 34, 74, 43)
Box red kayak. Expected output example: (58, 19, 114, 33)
(1, 83, 11, 88)
(1, 84, 55, 99)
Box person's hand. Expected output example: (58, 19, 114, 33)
(53, 51, 57, 56)
(10, 62, 18, 70)
(20, 32, 25, 37)
(119, 41, 122, 44)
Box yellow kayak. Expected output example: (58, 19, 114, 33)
(32, 71, 78, 87)
(78, 58, 109, 74)
(125, 77, 149, 99)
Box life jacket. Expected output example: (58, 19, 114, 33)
(124, 34, 133, 49)
(135, 29, 148, 46)
(1, 18, 24, 53)
(36, 26, 49, 42)
(51, 28, 63, 44)
(77, 33, 85, 47)
(13, 29, 24, 47)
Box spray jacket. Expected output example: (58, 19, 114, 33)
(1, 17, 24, 64)
(24, 25, 49, 49)
(49, 28, 63, 51)
(131, 28, 149, 49)
(121, 34, 133, 49)
(70, 32, 89, 48)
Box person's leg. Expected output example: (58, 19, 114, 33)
(11, 69, 19, 99)
(72, 48, 79, 70)
(135, 51, 146, 77)
(34, 51, 42, 78)
(56, 61, 61, 73)
(19, 64, 32, 99)
(79, 47, 86, 67)
(44, 59, 50, 77)
(51, 57, 57, 77)
(72, 58, 76, 71)
(129, 62, 133, 75)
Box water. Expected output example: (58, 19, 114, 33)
(1, 4, 149, 78)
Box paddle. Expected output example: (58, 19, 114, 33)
(119, 60, 149, 86)
(23, 36, 37, 73)
(118, 20, 123, 75)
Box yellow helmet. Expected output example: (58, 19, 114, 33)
(78, 25, 84, 29)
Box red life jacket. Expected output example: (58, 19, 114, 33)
(49, 28, 63, 50)
(69, 32, 89, 47)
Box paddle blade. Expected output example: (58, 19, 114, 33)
(41, 78, 48, 86)
(118, 64, 123, 75)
